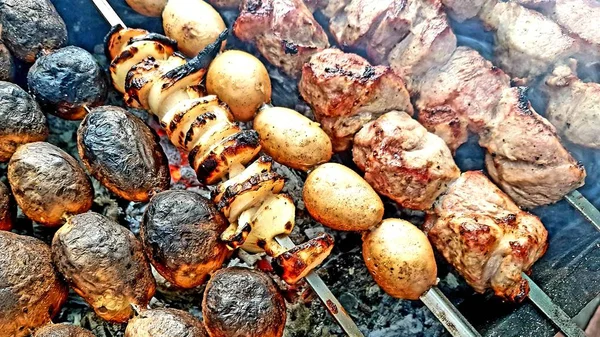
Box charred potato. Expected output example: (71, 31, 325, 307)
(0, 231, 68, 337)
(28, 46, 107, 120)
(206, 50, 272, 121)
(303, 163, 384, 231)
(141, 190, 229, 289)
(253, 106, 332, 170)
(0, 181, 14, 230)
(52, 212, 156, 323)
(162, 0, 226, 57)
(33, 324, 95, 337)
(125, 308, 208, 337)
(126, 0, 167, 17)
(0, 0, 67, 62)
(77, 106, 170, 202)
(0, 81, 48, 162)
(0, 42, 14, 81)
(362, 218, 438, 300)
(203, 267, 286, 337)
(8, 142, 93, 227)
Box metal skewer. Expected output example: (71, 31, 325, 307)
(565, 190, 600, 231)
(420, 287, 481, 337)
(91, 0, 125, 27)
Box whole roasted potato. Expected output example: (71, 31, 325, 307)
(206, 50, 272, 121)
(362, 218, 438, 300)
(28, 46, 107, 120)
(141, 190, 229, 289)
(0, 181, 14, 231)
(0, 42, 14, 81)
(52, 212, 156, 323)
(0, 81, 48, 162)
(125, 308, 208, 337)
(253, 106, 332, 170)
(162, 0, 226, 57)
(0, 0, 67, 62)
(126, 0, 167, 17)
(303, 163, 384, 231)
(8, 142, 93, 227)
(0, 231, 68, 337)
(78, 106, 170, 202)
(34, 324, 95, 337)
(203, 267, 286, 337)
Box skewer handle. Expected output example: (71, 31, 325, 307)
(565, 190, 600, 232)
(523, 273, 587, 337)
(420, 286, 481, 337)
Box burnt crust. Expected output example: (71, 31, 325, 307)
(125, 308, 208, 337)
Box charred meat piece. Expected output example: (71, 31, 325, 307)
(425, 171, 548, 302)
(417, 47, 510, 152)
(306, 0, 350, 18)
(0, 231, 68, 337)
(0, 0, 67, 62)
(353, 111, 460, 210)
(481, 87, 586, 208)
(299, 48, 413, 151)
(52, 212, 156, 323)
(552, 0, 600, 59)
(8, 142, 93, 227)
(77, 106, 170, 202)
(141, 190, 229, 289)
(233, 0, 330, 77)
(0, 181, 14, 231)
(34, 324, 95, 337)
(0, 42, 14, 81)
(543, 60, 600, 149)
(441, 0, 487, 22)
(0, 81, 48, 162)
(125, 308, 208, 337)
(203, 267, 286, 337)
(27, 46, 107, 120)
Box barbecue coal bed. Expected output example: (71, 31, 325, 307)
(0, 0, 598, 336)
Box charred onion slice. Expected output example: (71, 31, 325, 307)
(220, 206, 254, 250)
(274, 233, 335, 284)
(105, 26, 148, 60)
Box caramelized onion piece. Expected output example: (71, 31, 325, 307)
(274, 233, 335, 284)
(104, 26, 148, 60)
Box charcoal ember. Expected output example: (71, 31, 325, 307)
(0, 180, 14, 230)
(28, 46, 107, 120)
(77, 106, 170, 202)
(0, 81, 48, 161)
(0, 42, 14, 81)
(0, 0, 67, 62)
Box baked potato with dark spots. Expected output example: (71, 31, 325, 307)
(33, 324, 95, 337)
(125, 308, 208, 337)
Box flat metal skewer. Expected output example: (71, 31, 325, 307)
(420, 287, 481, 337)
(91, 0, 126, 27)
(565, 190, 600, 231)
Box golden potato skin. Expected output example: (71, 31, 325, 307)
(0, 181, 14, 230)
(125, 308, 208, 337)
(162, 0, 226, 57)
(33, 324, 95, 337)
(141, 190, 229, 289)
(126, 0, 167, 17)
(8, 142, 93, 227)
(203, 267, 286, 337)
(206, 50, 272, 121)
(362, 218, 437, 300)
(0, 231, 68, 337)
(303, 163, 384, 231)
(52, 212, 156, 323)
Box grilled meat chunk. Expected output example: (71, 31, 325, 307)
(306, 0, 349, 18)
(233, 0, 329, 77)
(425, 171, 548, 302)
(353, 111, 460, 210)
(543, 60, 600, 149)
(552, 0, 600, 57)
(417, 47, 510, 152)
(441, 0, 487, 22)
(481, 87, 586, 208)
(299, 49, 413, 151)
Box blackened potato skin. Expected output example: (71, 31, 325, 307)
(0, 42, 14, 81)
(125, 308, 208, 337)
(0, 181, 14, 230)
(0, 81, 48, 162)
(8, 142, 93, 227)
(33, 324, 95, 337)
(52, 212, 156, 323)
(0, 231, 68, 337)
(0, 0, 67, 62)
(77, 106, 170, 202)
(202, 267, 287, 337)
(142, 190, 229, 289)
(28, 46, 107, 120)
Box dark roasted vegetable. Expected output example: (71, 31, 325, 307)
(0, 181, 14, 231)
(0, 42, 14, 81)
(0, 0, 67, 62)
(141, 190, 229, 289)
(0, 81, 48, 161)
(33, 324, 95, 337)
(202, 267, 286, 337)
(28, 46, 107, 120)
(52, 212, 156, 323)
(8, 142, 93, 226)
(125, 308, 208, 337)
(0, 231, 68, 337)
(77, 106, 170, 202)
